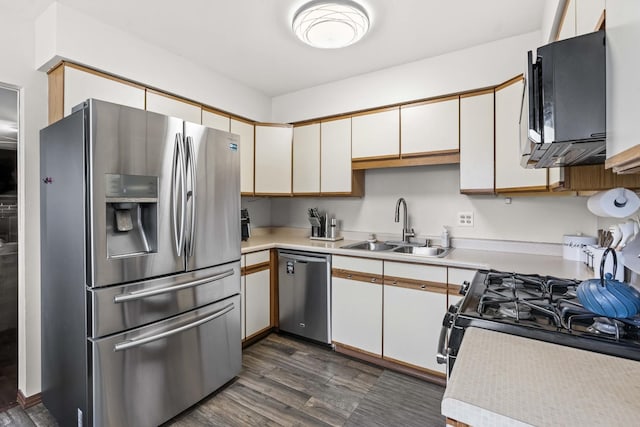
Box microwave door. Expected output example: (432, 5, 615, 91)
(184, 123, 241, 271)
(89, 101, 186, 287)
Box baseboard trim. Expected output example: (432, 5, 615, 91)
(17, 389, 41, 409)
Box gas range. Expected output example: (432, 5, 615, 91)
(439, 269, 640, 375)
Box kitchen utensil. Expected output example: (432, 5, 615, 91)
(577, 248, 640, 319)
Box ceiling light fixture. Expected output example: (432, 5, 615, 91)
(292, 0, 370, 49)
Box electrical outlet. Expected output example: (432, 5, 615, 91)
(457, 211, 474, 227)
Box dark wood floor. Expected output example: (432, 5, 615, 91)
(3, 334, 445, 426)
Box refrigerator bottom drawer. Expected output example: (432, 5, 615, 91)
(91, 295, 241, 427)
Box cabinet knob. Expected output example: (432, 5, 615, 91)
(347, 274, 352, 279)
(371, 278, 377, 283)
(393, 280, 398, 285)
(421, 285, 426, 289)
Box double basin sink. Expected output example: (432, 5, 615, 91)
(341, 241, 450, 257)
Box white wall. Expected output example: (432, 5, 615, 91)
(35, 2, 272, 122)
(271, 165, 597, 244)
(0, 10, 48, 398)
(271, 31, 541, 123)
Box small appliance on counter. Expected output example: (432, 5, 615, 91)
(241, 208, 251, 241)
(307, 207, 343, 241)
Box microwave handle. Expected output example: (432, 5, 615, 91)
(527, 50, 542, 144)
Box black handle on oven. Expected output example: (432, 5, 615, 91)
(436, 308, 456, 365)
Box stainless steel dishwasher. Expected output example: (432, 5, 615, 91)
(278, 250, 331, 344)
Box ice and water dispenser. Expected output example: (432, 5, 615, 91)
(105, 174, 158, 258)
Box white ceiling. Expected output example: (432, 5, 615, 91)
(9, 0, 545, 97)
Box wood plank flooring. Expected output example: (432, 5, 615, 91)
(3, 333, 445, 426)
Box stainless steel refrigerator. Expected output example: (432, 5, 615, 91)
(40, 99, 241, 427)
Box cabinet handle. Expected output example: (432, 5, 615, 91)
(347, 274, 353, 279)
(393, 280, 398, 285)
(421, 285, 426, 289)
(371, 278, 377, 283)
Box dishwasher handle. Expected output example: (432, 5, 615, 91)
(280, 253, 328, 263)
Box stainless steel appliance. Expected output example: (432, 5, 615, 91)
(438, 269, 640, 377)
(521, 30, 606, 168)
(278, 250, 331, 344)
(40, 99, 242, 427)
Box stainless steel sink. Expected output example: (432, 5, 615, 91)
(391, 245, 450, 257)
(341, 241, 399, 251)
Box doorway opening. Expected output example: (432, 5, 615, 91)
(0, 85, 18, 410)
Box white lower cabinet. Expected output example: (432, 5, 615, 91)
(383, 261, 447, 374)
(242, 250, 271, 340)
(331, 256, 383, 356)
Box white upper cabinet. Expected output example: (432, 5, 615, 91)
(459, 91, 494, 193)
(146, 90, 202, 124)
(63, 66, 145, 117)
(351, 108, 400, 160)
(321, 118, 353, 194)
(254, 125, 293, 195)
(202, 109, 230, 131)
(557, 0, 577, 40)
(400, 96, 459, 156)
(576, 0, 605, 35)
(231, 119, 255, 194)
(292, 123, 321, 194)
(495, 78, 547, 192)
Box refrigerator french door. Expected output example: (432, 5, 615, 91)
(41, 99, 241, 427)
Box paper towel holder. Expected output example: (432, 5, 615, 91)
(614, 188, 628, 208)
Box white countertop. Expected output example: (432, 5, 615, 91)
(442, 327, 640, 427)
(241, 228, 593, 280)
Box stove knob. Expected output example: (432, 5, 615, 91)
(448, 304, 458, 314)
(460, 280, 471, 295)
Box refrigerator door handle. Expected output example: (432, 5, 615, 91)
(113, 268, 235, 303)
(113, 302, 235, 352)
(186, 135, 197, 257)
(172, 133, 187, 256)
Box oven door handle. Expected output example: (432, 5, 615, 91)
(436, 322, 449, 365)
(113, 302, 235, 352)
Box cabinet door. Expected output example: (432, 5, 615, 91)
(383, 285, 447, 374)
(231, 119, 255, 195)
(558, 0, 576, 41)
(576, 0, 605, 35)
(401, 97, 459, 156)
(63, 66, 145, 117)
(293, 123, 320, 194)
(146, 90, 201, 124)
(245, 268, 271, 338)
(202, 109, 230, 131)
(321, 118, 352, 194)
(460, 91, 494, 193)
(351, 108, 400, 160)
(495, 78, 547, 192)
(254, 125, 293, 195)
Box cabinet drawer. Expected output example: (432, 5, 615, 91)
(332, 255, 383, 275)
(448, 267, 476, 286)
(245, 250, 270, 267)
(384, 261, 447, 284)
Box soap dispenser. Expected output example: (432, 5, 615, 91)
(441, 227, 450, 248)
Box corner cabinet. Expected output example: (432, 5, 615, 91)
(241, 250, 272, 340)
(383, 261, 448, 375)
(331, 256, 383, 356)
(254, 124, 293, 195)
(494, 77, 547, 193)
(459, 90, 495, 194)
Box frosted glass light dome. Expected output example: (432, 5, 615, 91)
(292, 0, 370, 49)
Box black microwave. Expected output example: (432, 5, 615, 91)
(521, 30, 606, 168)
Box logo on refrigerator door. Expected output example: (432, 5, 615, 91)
(229, 142, 238, 151)
(286, 261, 294, 274)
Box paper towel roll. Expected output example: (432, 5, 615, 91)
(587, 188, 640, 218)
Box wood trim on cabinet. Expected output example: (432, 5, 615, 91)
(332, 268, 383, 285)
(381, 355, 447, 382)
(17, 390, 41, 409)
(270, 249, 278, 328)
(383, 277, 447, 294)
(350, 105, 399, 118)
(448, 284, 462, 294)
(146, 88, 202, 108)
(202, 105, 231, 119)
(255, 122, 294, 128)
(401, 94, 459, 109)
(460, 87, 495, 98)
(333, 341, 382, 359)
(401, 148, 459, 159)
(241, 261, 270, 276)
(495, 74, 524, 91)
(48, 63, 65, 124)
(596, 9, 606, 31)
(241, 191, 255, 197)
(460, 188, 495, 195)
(62, 62, 145, 90)
(446, 418, 472, 427)
(563, 163, 640, 189)
(253, 192, 293, 197)
(495, 185, 548, 194)
(244, 326, 273, 344)
(352, 154, 400, 162)
(605, 144, 640, 174)
(352, 153, 460, 170)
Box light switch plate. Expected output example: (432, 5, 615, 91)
(457, 211, 474, 227)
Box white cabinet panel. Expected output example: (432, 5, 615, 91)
(63, 66, 145, 117)
(254, 125, 293, 194)
(321, 118, 352, 193)
(202, 110, 230, 131)
(352, 108, 400, 159)
(146, 91, 201, 124)
(495, 79, 547, 191)
(245, 269, 270, 338)
(332, 256, 382, 275)
(448, 267, 476, 287)
(332, 277, 382, 355)
(558, 0, 576, 40)
(383, 285, 447, 373)
(241, 276, 246, 340)
(401, 97, 459, 156)
(293, 123, 320, 194)
(245, 250, 270, 266)
(576, 0, 605, 35)
(384, 261, 446, 284)
(231, 119, 255, 194)
(460, 92, 494, 193)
